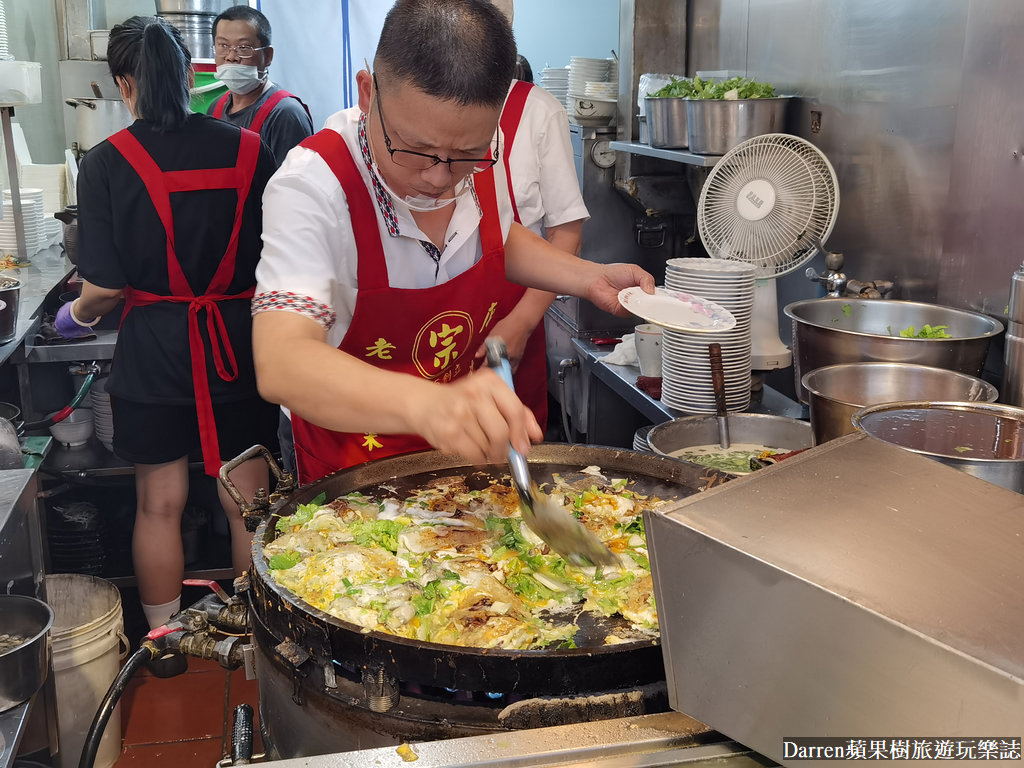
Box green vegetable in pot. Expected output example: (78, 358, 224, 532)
(650, 75, 777, 100)
(893, 324, 952, 339)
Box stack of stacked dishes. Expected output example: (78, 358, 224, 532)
(567, 56, 611, 112)
(539, 66, 569, 105)
(633, 423, 655, 452)
(584, 80, 617, 100)
(0, 189, 46, 256)
(90, 376, 114, 453)
(661, 257, 756, 413)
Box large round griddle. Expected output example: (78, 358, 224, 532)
(247, 443, 727, 695)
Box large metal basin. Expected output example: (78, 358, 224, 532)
(785, 298, 1003, 403)
(852, 401, 1024, 494)
(647, 413, 812, 468)
(0, 595, 53, 712)
(802, 363, 999, 444)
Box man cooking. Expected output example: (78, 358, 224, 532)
(208, 5, 313, 166)
(252, 0, 653, 483)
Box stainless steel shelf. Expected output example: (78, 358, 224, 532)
(609, 140, 721, 166)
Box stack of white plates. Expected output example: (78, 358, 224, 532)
(90, 377, 115, 453)
(567, 56, 611, 112)
(539, 66, 569, 105)
(660, 258, 756, 414)
(0, 197, 44, 255)
(633, 424, 655, 453)
(584, 80, 617, 99)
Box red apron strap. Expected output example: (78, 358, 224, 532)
(212, 92, 230, 119)
(473, 166, 504, 257)
(205, 128, 262, 294)
(247, 90, 290, 134)
(299, 129, 390, 290)
(499, 80, 534, 225)
(107, 129, 191, 297)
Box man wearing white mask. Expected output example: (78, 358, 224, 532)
(209, 6, 314, 166)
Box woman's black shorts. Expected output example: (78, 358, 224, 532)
(110, 396, 279, 466)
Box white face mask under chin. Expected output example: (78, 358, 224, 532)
(369, 161, 470, 213)
(216, 63, 265, 96)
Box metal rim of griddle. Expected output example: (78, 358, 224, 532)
(247, 443, 728, 695)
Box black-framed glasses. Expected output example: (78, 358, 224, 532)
(373, 74, 498, 175)
(214, 43, 266, 59)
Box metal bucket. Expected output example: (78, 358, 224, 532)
(852, 401, 1024, 494)
(685, 97, 793, 155)
(784, 298, 1004, 403)
(0, 594, 53, 712)
(645, 97, 687, 149)
(802, 363, 999, 444)
(0, 277, 20, 344)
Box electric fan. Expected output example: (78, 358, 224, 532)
(697, 133, 839, 370)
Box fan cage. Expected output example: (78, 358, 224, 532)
(698, 133, 839, 277)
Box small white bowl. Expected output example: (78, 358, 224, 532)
(570, 94, 615, 126)
(49, 408, 94, 447)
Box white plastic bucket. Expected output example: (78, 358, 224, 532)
(45, 574, 129, 768)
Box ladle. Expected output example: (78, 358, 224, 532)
(708, 343, 730, 449)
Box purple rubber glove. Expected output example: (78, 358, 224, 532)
(55, 301, 96, 339)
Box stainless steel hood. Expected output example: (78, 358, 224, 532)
(647, 432, 1024, 767)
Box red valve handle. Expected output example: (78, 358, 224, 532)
(183, 578, 232, 603)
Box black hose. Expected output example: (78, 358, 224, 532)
(79, 644, 157, 768)
(24, 368, 96, 431)
(231, 703, 255, 764)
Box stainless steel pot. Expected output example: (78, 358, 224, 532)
(0, 595, 54, 712)
(157, 12, 216, 60)
(852, 401, 1024, 494)
(685, 97, 793, 155)
(784, 298, 1004, 403)
(647, 413, 812, 463)
(803, 362, 999, 444)
(645, 97, 688, 149)
(65, 97, 133, 151)
(157, 0, 229, 12)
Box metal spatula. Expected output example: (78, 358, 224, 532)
(485, 338, 618, 567)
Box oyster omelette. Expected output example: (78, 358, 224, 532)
(263, 467, 668, 650)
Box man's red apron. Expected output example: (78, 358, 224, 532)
(106, 127, 261, 477)
(498, 79, 548, 431)
(212, 89, 311, 135)
(289, 129, 510, 483)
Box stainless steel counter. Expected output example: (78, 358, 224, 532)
(256, 712, 776, 767)
(0, 246, 77, 367)
(571, 338, 804, 446)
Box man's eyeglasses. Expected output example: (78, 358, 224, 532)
(214, 43, 266, 59)
(373, 74, 498, 175)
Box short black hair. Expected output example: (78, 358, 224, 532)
(212, 6, 272, 48)
(374, 0, 516, 108)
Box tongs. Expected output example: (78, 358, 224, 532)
(485, 338, 618, 567)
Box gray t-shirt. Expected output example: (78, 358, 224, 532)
(208, 83, 314, 167)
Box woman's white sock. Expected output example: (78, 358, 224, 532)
(141, 596, 181, 630)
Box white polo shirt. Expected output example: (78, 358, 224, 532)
(253, 106, 516, 348)
(503, 82, 589, 237)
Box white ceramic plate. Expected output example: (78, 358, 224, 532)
(619, 287, 737, 333)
